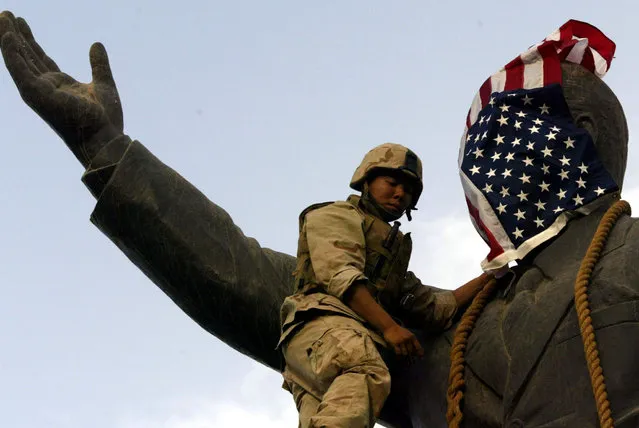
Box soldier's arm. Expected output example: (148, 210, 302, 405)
(398, 271, 491, 331)
(397, 272, 459, 331)
(345, 283, 424, 357)
(305, 206, 423, 356)
(451, 272, 492, 307)
(305, 204, 369, 299)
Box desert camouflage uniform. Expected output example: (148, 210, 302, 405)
(279, 187, 458, 427)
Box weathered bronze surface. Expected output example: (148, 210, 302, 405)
(2, 12, 637, 427)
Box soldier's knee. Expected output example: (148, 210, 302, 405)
(343, 333, 391, 397)
(365, 363, 392, 403)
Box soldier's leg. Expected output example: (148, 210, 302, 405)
(284, 380, 321, 428)
(282, 318, 330, 428)
(282, 315, 391, 428)
(309, 326, 390, 427)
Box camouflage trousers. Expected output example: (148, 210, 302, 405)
(281, 315, 391, 428)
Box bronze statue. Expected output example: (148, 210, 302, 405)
(1, 11, 637, 427)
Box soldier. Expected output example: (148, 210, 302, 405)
(279, 143, 491, 427)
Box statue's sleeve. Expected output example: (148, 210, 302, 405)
(80, 137, 296, 370)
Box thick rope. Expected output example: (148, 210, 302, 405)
(574, 199, 630, 428)
(446, 277, 498, 428)
(445, 200, 630, 428)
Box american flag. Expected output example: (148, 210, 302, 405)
(459, 20, 618, 270)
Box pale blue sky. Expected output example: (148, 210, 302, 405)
(1, 2, 638, 427)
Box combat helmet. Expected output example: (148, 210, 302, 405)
(350, 143, 423, 210)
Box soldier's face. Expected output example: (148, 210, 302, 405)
(368, 174, 414, 216)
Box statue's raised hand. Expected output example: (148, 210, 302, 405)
(0, 11, 123, 167)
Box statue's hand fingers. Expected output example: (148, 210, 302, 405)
(89, 42, 122, 130)
(16, 17, 60, 72)
(1, 32, 53, 104)
(1, 31, 35, 84)
(89, 42, 116, 87)
(0, 16, 45, 78)
(0, 10, 17, 35)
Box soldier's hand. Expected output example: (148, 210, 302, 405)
(452, 271, 494, 308)
(383, 324, 424, 358)
(0, 11, 124, 168)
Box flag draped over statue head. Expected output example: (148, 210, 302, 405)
(459, 20, 619, 270)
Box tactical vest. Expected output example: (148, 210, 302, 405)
(293, 196, 413, 311)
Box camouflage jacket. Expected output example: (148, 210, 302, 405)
(278, 194, 457, 348)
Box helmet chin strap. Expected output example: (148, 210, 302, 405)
(361, 183, 406, 222)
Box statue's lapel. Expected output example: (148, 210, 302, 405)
(501, 263, 578, 416)
(501, 206, 616, 415)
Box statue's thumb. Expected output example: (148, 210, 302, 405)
(89, 42, 115, 86)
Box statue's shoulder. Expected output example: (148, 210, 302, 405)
(596, 215, 639, 284)
(622, 215, 639, 239)
(605, 214, 639, 254)
(617, 216, 639, 256)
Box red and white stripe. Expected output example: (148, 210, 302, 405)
(462, 20, 614, 136)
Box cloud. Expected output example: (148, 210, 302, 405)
(621, 185, 639, 208)
(119, 401, 296, 428)
(406, 212, 489, 290)
(117, 362, 297, 428)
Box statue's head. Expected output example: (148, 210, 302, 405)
(350, 142, 424, 220)
(561, 61, 628, 189)
(458, 20, 624, 270)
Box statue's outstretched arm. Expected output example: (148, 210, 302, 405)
(0, 14, 417, 425)
(0, 11, 295, 370)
